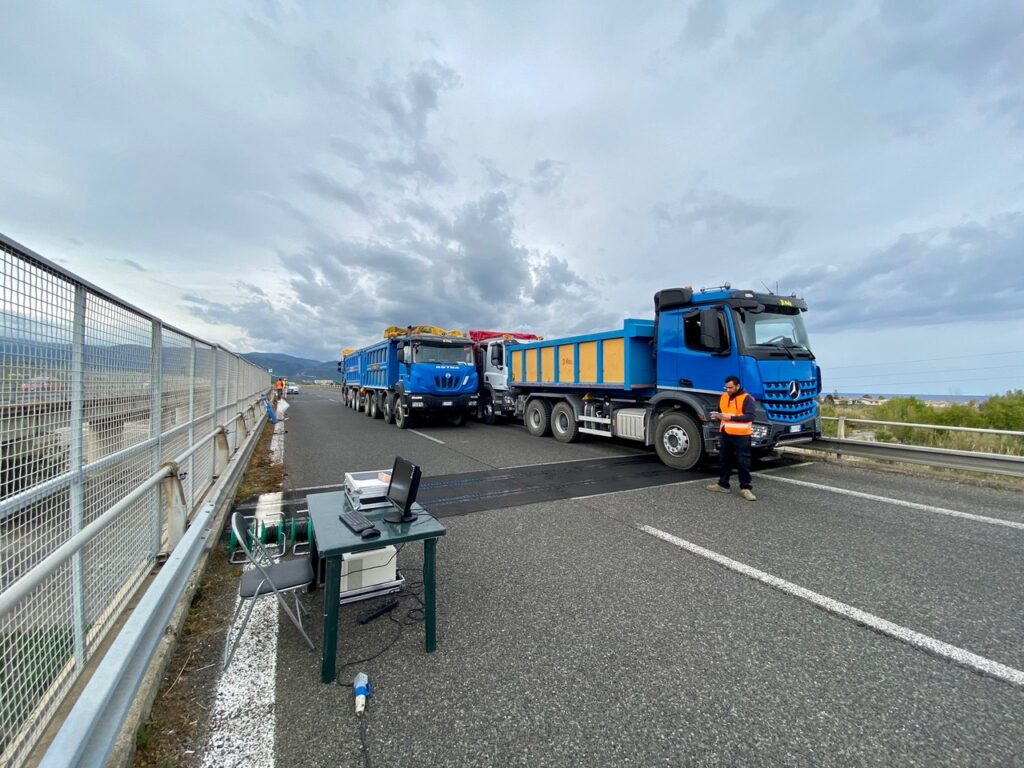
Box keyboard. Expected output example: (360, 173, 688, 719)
(339, 508, 377, 535)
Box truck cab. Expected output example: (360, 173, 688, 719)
(470, 331, 542, 423)
(653, 286, 821, 455)
(394, 335, 479, 425)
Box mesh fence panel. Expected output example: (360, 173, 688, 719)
(1, 236, 268, 766)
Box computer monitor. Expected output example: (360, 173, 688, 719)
(383, 456, 421, 524)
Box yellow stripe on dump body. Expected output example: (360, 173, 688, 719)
(602, 338, 624, 384)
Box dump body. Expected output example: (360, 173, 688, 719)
(508, 319, 655, 394)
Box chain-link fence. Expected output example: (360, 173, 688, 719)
(0, 233, 270, 766)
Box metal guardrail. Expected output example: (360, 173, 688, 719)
(795, 416, 1024, 478)
(0, 233, 270, 767)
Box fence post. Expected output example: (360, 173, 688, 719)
(69, 285, 88, 669)
(838, 417, 846, 439)
(187, 339, 196, 508)
(160, 469, 187, 551)
(214, 428, 230, 478)
(150, 322, 163, 558)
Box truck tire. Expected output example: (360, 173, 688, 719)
(366, 393, 376, 417)
(653, 411, 702, 470)
(371, 393, 383, 419)
(382, 394, 395, 424)
(550, 402, 581, 443)
(525, 399, 552, 437)
(477, 387, 498, 425)
(395, 401, 410, 429)
(449, 411, 467, 427)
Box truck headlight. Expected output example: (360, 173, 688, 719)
(411, 401, 425, 408)
(751, 423, 769, 440)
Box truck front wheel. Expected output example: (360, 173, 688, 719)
(395, 401, 410, 429)
(525, 399, 552, 437)
(478, 388, 498, 425)
(550, 402, 580, 443)
(654, 412, 702, 470)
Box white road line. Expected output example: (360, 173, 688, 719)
(639, 524, 1024, 688)
(409, 429, 445, 445)
(755, 461, 814, 474)
(201, 492, 281, 768)
(573, 475, 710, 500)
(759, 474, 1024, 531)
(269, 419, 285, 463)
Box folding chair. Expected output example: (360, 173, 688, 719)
(224, 511, 315, 670)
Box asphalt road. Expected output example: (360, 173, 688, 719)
(247, 388, 1024, 767)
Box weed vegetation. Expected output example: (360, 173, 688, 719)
(820, 390, 1024, 455)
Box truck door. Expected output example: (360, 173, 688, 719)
(661, 306, 736, 392)
(483, 341, 506, 392)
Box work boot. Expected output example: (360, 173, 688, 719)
(740, 489, 757, 501)
(706, 483, 729, 493)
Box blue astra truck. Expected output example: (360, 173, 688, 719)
(507, 285, 822, 469)
(340, 327, 478, 428)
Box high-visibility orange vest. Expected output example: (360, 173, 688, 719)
(719, 392, 752, 436)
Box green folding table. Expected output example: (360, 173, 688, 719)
(306, 490, 447, 683)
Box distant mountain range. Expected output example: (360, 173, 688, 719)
(241, 352, 340, 382)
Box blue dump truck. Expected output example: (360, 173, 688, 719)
(340, 327, 479, 428)
(507, 285, 821, 469)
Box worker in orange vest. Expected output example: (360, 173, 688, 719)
(706, 375, 757, 501)
(275, 378, 285, 401)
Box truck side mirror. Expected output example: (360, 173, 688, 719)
(699, 309, 725, 352)
(401, 347, 412, 365)
(490, 345, 503, 367)
(337, 361, 343, 372)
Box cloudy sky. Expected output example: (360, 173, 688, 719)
(3, 0, 1023, 395)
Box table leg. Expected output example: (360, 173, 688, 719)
(424, 537, 437, 652)
(321, 556, 341, 683)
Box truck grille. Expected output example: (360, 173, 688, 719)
(434, 374, 462, 391)
(760, 378, 818, 423)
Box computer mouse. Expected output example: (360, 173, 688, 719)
(361, 527, 381, 539)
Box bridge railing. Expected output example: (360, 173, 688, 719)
(0, 233, 268, 767)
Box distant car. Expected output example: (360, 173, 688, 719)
(21, 376, 62, 392)
(286, 384, 300, 394)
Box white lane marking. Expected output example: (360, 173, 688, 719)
(759, 474, 1024, 531)
(755, 461, 814, 473)
(639, 524, 1024, 688)
(409, 429, 445, 445)
(269, 419, 285, 463)
(573, 475, 710, 500)
(201, 493, 281, 768)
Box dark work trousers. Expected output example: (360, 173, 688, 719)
(718, 432, 753, 490)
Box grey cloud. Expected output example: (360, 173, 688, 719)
(530, 254, 587, 305)
(654, 187, 794, 235)
(450, 192, 531, 304)
(738, 3, 844, 56)
(864, 1, 1024, 85)
(529, 159, 568, 196)
(371, 60, 460, 141)
(781, 212, 1024, 331)
(299, 170, 370, 214)
(676, 0, 728, 51)
(480, 159, 515, 190)
(376, 144, 452, 187)
(113, 258, 146, 272)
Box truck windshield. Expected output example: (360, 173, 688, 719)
(413, 343, 473, 364)
(733, 308, 815, 360)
